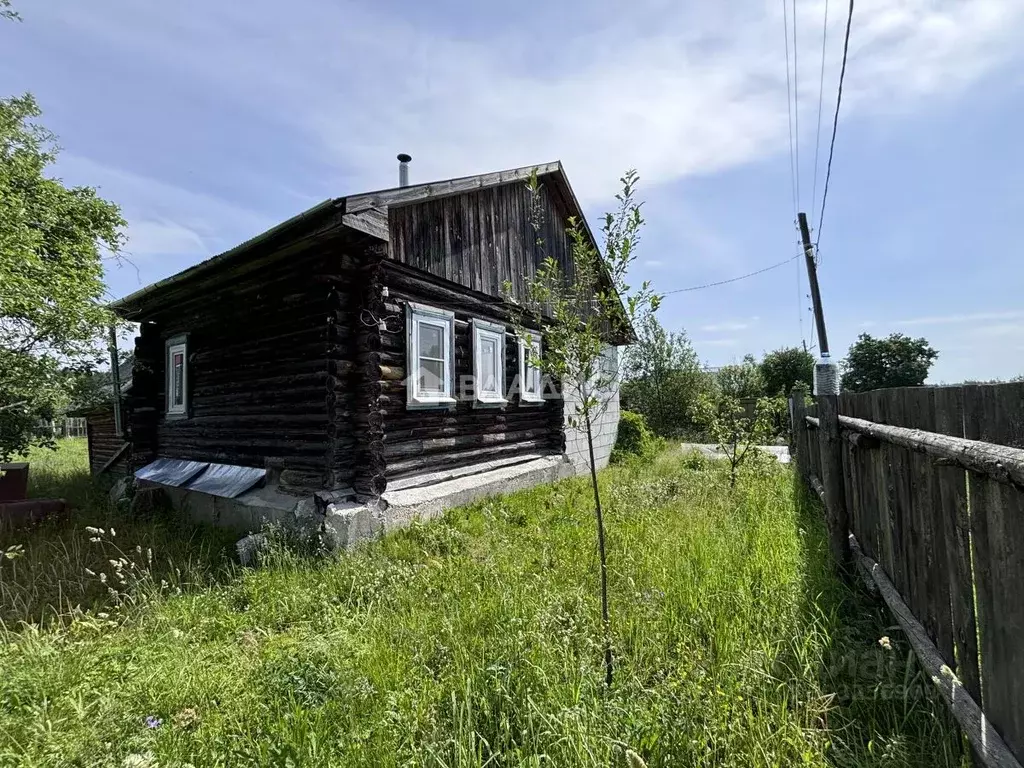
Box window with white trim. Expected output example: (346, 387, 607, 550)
(165, 334, 189, 418)
(406, 303, 456, 408)
(518, 332, 544, 403)
(472, 319, 507, 406)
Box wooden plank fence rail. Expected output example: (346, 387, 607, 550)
(791, 383, 1024, 767)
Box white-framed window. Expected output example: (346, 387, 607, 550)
(406, 303, 456, 408)
(165, 334, 189, 418)
(472, 319, 507, 407)
(518, 331, 544, 404)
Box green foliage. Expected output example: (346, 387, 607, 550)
(691, 393, 786, 486)
(621, 315, 717, 436)
(760, 346, 815, 397)
(611, 410, 655, 463)
(1, 0, 18, 22)
(0, 444, 966, 766)
(505, 169, 660, 687)
(0, 440, 237, 627)
(506, 169, 659, 430)
(841, 333, 938, 393)
(716, 354, 764, 399)
(0, 94, 126, 460)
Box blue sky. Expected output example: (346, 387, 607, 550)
(3, 0, 1023, 382)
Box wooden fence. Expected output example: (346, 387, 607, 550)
(791, 383, 1024, 768)
(37, 417, 87, 439)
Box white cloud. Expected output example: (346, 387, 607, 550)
(865, 310, 1024, 327)
(694, 338, 740, 348)
(125, 220, 206, 258)
(32, 0, 1024, 204)
(701, 320, 751, 332)
(644, 259, 666, 268)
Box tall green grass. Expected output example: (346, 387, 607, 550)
(0, 439, 237, 629)
(0, 443, 965, 766)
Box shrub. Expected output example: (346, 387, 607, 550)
(611, 410, 655, 463)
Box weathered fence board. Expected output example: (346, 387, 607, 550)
(792, 382, 1024, 765)
(933, 385, 978, 700)
(963, 384, 1024, 760)
(903, 387, 954, 665)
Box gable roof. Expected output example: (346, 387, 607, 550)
(110, 161, 632, 340)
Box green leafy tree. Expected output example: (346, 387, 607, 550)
(760, 346, 814, 397)
(840, 333, 938, 393)
(0, 94, 125, 460)
(716, 354, 764, 399)
(691, 394, 785, 487)
(507, 169, 659, 688)
(621, 316, 715, 436)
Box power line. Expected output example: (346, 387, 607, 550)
(791, 0, 800, 208)
(796, 250, 805, 346)
(810, 0, 830, 226)
(661, 254, 801, 296)
(782, 0, 798, 218)
(817, 0, 854, 244)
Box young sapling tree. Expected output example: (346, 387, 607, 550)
(505, 169, 660, 687)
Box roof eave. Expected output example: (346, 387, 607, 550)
(109, 198, 340, 317)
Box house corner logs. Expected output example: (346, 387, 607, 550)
(352, 245, 388, 499)
(818, 393, 851, 569)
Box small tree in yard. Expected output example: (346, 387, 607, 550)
(0, 93, 125, 460)
(621, 315, 715, 436)
(692, 394, 785, 487)
(841, 332, 938, 392)
(717, 354, 764, 399)
(506, 169, 659, 688)
(760, 346, 814, 397)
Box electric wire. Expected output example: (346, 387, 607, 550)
(816, 0, 854, 245)
(791, 0, 800, 207)
(810, 0, 830, 226)
(782, 0, 799, 218)
(661, 254, 801, 296)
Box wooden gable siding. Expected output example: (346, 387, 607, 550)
(128, 243, 359, 490)
(376, 264, 564, 481)
(387, 180, 576, 304)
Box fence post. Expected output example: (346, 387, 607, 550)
(790, 390, 808, 482)
(818, 392, 851, 569)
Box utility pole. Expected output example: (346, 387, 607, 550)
(795, 212, 848, 571)
(798, 212, 829, 356)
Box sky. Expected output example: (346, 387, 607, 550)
(3, 0, 1023, 383)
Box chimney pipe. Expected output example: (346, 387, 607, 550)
(397, 153, 412, 187)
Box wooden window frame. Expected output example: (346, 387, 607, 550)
(518, 332, 544, 404)
(165, 334, 189, 419)
(406, 303, 456, 409)
(471, 319, 507, 408)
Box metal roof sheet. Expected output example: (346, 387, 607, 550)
(135, 458, 209, 486)
(183, 463, 266, 499)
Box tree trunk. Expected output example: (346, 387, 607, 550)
(585, 409, 614, 688)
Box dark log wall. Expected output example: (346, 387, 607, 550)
(85, 406, 129, 476)
(127, 243, 361, 491)
(377, 264, 564, 481)
(388, 180, 576, 304)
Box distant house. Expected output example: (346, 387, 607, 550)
(72, 357, 134, 477)
(109, 160, 629, 542)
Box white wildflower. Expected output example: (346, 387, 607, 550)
(878, 636, 892, 651)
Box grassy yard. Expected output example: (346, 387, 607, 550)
(0, 441, 964, 767)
